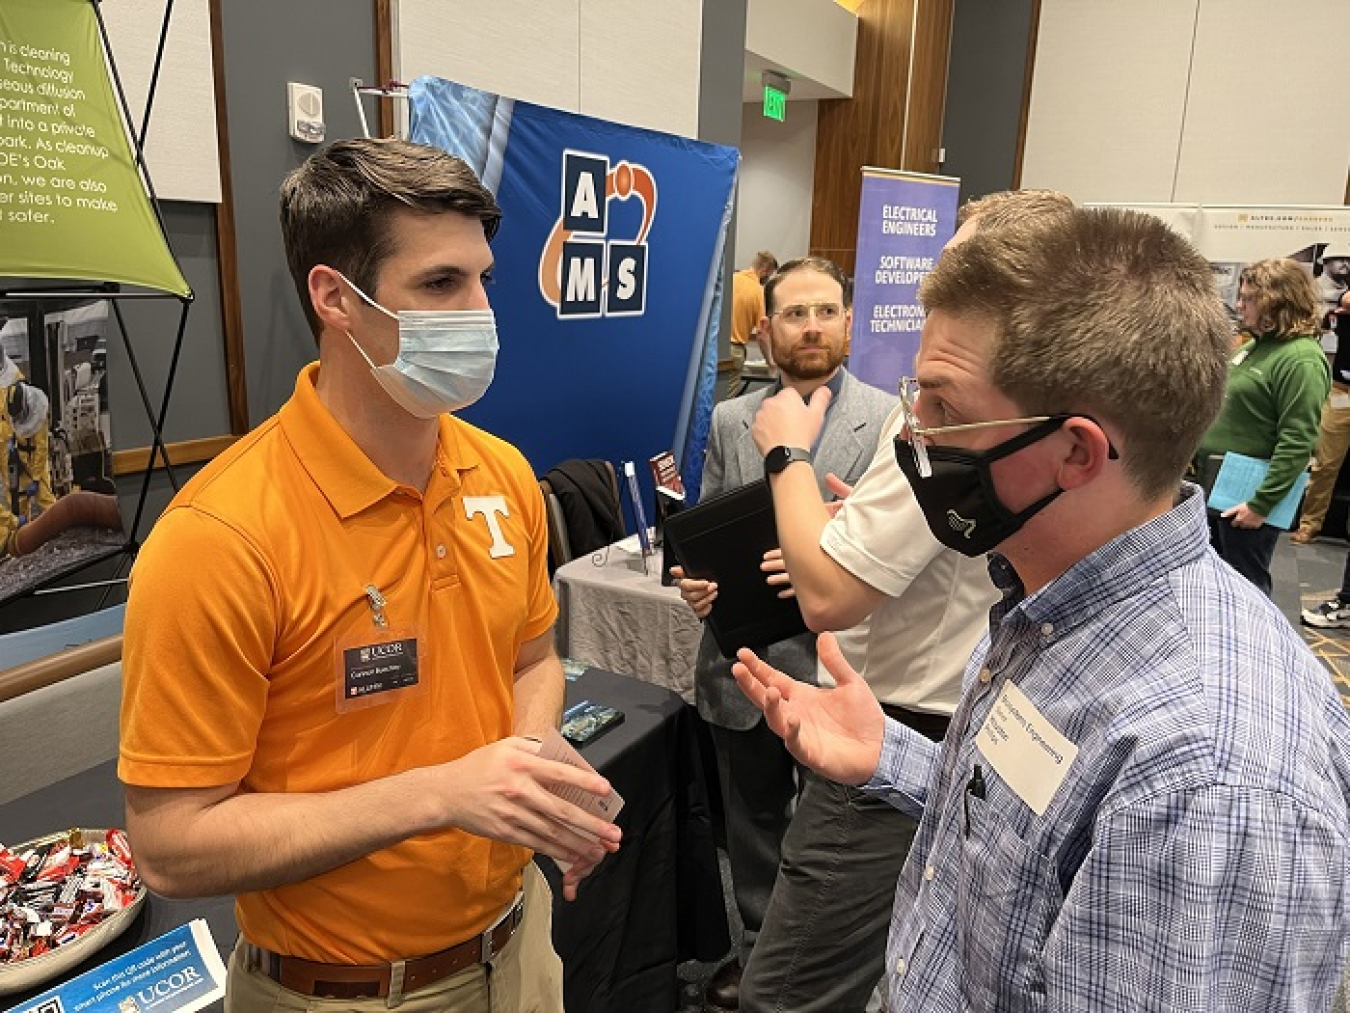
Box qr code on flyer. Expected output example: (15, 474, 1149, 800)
(28, 999, 64, 1013)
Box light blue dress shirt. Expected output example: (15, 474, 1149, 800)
(867, 484, 1350, 1011)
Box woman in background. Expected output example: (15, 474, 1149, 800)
(1196, 258, 1330, 595)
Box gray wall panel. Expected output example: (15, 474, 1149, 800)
(699, 0, 747, 362)
(940, 0, 1035, 202)
(110, 201, 230, 453)
(219, 0, 377, 424)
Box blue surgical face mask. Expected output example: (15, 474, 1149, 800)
(338, 272, 498, 419)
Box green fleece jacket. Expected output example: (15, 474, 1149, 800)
(1196, 332, 1330, 517)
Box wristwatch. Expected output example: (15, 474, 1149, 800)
(764, 445, 813, 477)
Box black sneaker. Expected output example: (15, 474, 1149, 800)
(1302, 599, 1350, 629)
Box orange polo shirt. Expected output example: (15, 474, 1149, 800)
(731, 268, 765, 346)
(119, 363, 557, 963)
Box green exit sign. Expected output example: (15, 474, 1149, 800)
(763, 85, 786, 122)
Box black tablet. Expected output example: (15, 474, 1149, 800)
(662, 479, 808, 659)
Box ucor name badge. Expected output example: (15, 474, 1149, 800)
(975, 681, 1078, 816)
(342, 637, 419, 700)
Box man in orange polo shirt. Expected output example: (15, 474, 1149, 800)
(728, 251, 777, 397)
(118, 138, 621, 1013)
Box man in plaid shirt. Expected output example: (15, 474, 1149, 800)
(733, 207, 1350, 1011)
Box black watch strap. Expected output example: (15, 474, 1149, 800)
(764, 445, 814, 477)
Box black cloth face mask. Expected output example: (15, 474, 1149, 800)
(894, 417, 1070, 557)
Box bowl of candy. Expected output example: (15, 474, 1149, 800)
(0, 828, 147, 995)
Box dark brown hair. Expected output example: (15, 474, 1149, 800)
(280, 137, 501, 338)
(764, 256, 850, 315)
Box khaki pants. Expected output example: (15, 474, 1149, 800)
(225, 864, 561, 1013)
(727, 343, 747, 398)
(1298, 393, 1350, 535)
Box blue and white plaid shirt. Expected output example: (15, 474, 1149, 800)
(867, 485, 1350, 1011)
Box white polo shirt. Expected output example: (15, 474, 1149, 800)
(822, 404, 999, 715)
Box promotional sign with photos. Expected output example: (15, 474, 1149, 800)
(1090, 203, 1350, 346)
(0, 298, 124, 607)
(1188, 209, 1350, 335)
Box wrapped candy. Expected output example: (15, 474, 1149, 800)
(0, 848, 26, 886)
(35, 844, 79, 883)
(0, 830, 142, 964)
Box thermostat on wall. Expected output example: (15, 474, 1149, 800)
(287, 82, 325, 144)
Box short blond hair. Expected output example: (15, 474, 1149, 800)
(955, 189, 1074, 229)
(752, 250, 779, 274)
(920, 208, 1231, 498)
(1239, 259, 1322, 339)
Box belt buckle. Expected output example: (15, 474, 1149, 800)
(481, 893, 524, 963)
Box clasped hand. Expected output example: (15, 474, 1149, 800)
(672, 548, 795, 619)
(1221, 502, 1266, 530)
(445, 737, 622, 901)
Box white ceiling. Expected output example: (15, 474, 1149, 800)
(742, 50, 853, 104)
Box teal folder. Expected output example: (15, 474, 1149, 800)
(1205, 452, 1310, 531)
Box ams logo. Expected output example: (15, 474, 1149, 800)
(538, 150, 657, 319)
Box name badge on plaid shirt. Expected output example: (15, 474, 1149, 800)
(975, 681, 1079, 816)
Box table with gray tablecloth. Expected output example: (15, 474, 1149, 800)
(554, 539, 701, 705)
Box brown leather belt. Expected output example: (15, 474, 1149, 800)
(881, 703, 950, 743)
(252, 896, 525, 1000)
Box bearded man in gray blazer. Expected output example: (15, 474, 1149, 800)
(675, 257, 896, 1012)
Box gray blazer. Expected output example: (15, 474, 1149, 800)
(695, 369, 898, 730)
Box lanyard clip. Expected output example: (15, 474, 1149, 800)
(364, 584, 388, 628)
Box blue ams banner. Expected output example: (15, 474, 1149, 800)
(409, 76, 738, 503)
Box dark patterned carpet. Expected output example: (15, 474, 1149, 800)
(1288, 533, 1350, 708)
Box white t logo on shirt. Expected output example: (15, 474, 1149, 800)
(463, 496, 515, 558)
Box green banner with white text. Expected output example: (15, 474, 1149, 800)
(0, 0, 189, 296)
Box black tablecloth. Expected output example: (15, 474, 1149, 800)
(541, 668, 730, 1012)
(0, 668, 728, 1013)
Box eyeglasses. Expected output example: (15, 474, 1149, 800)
(895, 377, 1118, 479)
(771, 302, 844, 327)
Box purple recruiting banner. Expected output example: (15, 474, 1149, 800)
(850, 168, 960, 394)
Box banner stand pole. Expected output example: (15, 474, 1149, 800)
(132, 0, 177, 150)
(91, 0, 185, 252)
